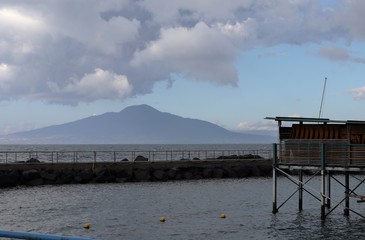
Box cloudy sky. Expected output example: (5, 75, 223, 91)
(1, 0, 365, 135)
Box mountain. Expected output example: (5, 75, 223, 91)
(0, 105, 276, 144)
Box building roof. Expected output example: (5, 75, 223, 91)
(264, 116, 359, 124)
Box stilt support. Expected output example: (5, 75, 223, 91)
(272, 143, 278, 214)
(321, 144, 326, 220)
(344, 172, 350, 216)
(321, 169, 326, 220)
(299, 169, 303, 211)
(326, 171, 331, 208)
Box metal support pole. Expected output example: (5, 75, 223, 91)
(299, 169, 303, 211)
(321, 143, 326, 220)
(272, 143, 278, 214)
(327, 171, 331, 208)
(344, 172, 350, 216)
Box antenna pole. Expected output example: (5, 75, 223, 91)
(319, 77, 327, 118)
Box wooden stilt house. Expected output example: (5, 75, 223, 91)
(265, 116, 365, 165)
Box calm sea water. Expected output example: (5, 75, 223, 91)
(0, 145, 365, 239)
(2, 177, 365, 239)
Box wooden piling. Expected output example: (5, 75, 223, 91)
(299, 169, 303, 211)
(344, 172, 350, 216)
(321, 144, 326, 220)
(272, 143, 278, 214)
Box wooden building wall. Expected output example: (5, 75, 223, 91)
(279, 123, 365, 144)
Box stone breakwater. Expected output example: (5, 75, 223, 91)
(0, 159, 272, 188)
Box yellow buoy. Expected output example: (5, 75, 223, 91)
(220, 213, 226, 219)
(83, 223, 90, 229)
(159, 217, 166, 222)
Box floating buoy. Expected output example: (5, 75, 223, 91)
(220, 213, 226, 219)
(159, 217, 166, 222)
(83, 223, 90, 229)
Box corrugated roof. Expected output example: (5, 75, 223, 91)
(265, 116, 349, 124)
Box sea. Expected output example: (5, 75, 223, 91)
(1, 144, 365, 239)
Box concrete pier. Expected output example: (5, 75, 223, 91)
(0, 159, 272, 188)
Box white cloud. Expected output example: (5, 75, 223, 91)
(0, 63, 15, 91)
(317, 46, 365, 64)
(44, 2, 141, 55)
(47, 68, 133, 103)
(236, 121, 277, 131)
(0, 7, 48, 62)
(317, 46, 350, 61)
(138, 0, 251, 24)
(0, 8, 45, 32)
(340, 0, 365, 40)
(132, 22, 238, 85)
(348, 86, 365, 100)
(0, 63, 13, 78)
(0, 121, 36, 135)
(215, 18, 258, 45)
(0, 0, 365, 104)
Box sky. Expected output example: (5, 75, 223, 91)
(1, 0, 365, 135)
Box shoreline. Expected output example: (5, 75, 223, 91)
(0, 159, 272, 188)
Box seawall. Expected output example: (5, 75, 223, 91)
(0, 159, 272, 187)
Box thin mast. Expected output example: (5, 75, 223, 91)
(318, 77, 327, 118)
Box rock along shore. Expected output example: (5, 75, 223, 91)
(0, 159, 272, 188)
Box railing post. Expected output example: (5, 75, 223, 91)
(272, 143, 278, 214)
(93, 151, 96, 169)
(321, 143, 326, 220)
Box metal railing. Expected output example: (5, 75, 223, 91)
(0, 229, 95, 240)
(276, 141, 365, 166)
(0, 149, 272, 164)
